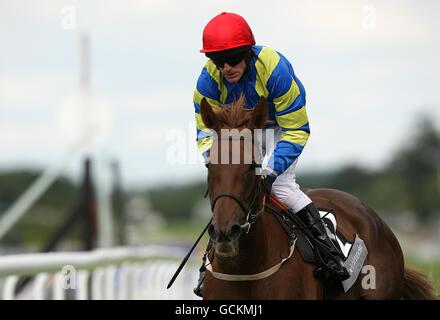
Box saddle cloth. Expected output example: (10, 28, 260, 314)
(267, 196, 368, 294)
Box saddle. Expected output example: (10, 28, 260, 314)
(265, 196, 368, 298)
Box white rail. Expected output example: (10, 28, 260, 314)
(0, 245, 200, 300)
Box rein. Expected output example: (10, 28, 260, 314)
(205, 193, 298, 282)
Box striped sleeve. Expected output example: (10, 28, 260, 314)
(266, 51, 310, 176)
(193, 62, 223, 157)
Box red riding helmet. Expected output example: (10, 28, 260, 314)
(200, 12, 256, 53)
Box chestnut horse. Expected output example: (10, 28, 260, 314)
(199, 96, 436, 300)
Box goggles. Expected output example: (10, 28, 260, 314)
(210, 50, 249, 68)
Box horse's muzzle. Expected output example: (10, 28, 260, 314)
(208, 223, 242, 259)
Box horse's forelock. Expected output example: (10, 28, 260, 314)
(217, 95, 252, 129)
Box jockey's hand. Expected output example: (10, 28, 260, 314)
(263, 171, 277, 197)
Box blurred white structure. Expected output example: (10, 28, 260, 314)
(0, 245, 199, 300)
(124, 195, 166, 245)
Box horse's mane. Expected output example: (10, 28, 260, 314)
(216, 95, 252, 129)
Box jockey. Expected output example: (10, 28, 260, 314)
(193, 12, 350, 297)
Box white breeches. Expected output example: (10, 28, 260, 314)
(261, 127, 312, 214)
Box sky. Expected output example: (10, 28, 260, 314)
(1, 0, 440, 189)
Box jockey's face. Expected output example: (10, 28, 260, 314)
(219, 59, 247, 84)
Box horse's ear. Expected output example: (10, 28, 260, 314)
(200, 98, 218, 130)
(251, 96, 268, 129)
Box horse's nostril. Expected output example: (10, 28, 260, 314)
(229, 224, 242, 240)
(208, 224, 217, 240)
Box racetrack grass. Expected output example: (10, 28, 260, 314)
(405, 255, 440, 298)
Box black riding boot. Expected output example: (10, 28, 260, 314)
(296, 203, 350, 281)
(193, 240, 213, 298)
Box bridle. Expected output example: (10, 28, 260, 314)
(208, 165, 265, 234)
(202, 133, 298, 283)
(206, 135, 266, 234)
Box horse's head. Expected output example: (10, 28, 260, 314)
(200, 95, 268, 260)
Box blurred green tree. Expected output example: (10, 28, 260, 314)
(387, 116, 440, 220)
(148, 181, 206, 221)
(0, 170, 78, 246)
